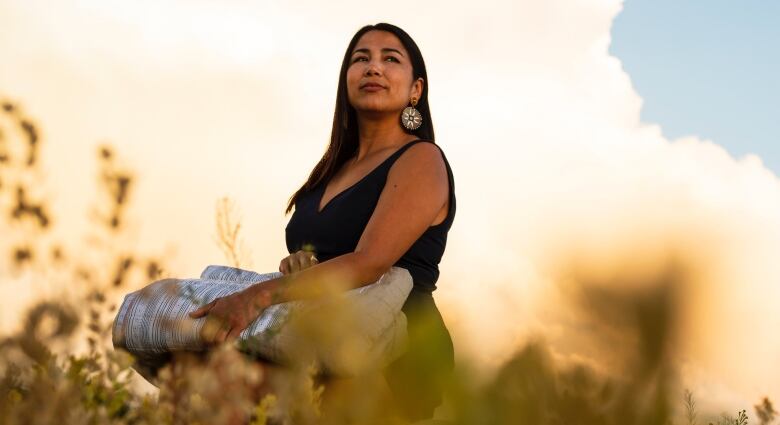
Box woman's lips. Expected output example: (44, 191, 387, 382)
(361, 85, 385, 92)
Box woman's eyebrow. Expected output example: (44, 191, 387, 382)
(351, 47, 405, 57)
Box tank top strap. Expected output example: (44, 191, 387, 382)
(382, 139, 434, 168)
(384, 139, 452, 184)
(381, 139, 453, 196)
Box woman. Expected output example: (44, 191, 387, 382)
(189, 22, 456, 421)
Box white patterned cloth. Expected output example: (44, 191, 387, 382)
(112, 265, 413, 379)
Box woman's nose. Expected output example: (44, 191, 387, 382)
(364, 62, 382, 76)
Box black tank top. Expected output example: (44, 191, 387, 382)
(285, 139, 456, 293)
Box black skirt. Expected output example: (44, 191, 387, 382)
(383, 288, 455, 421)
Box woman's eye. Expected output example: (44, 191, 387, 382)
(351, 56, 398, 63)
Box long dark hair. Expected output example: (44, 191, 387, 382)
(284, 23, 435, 214)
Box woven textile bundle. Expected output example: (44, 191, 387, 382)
(112, 265, 412, 381)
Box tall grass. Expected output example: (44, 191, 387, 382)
(0, 96, 775, 424)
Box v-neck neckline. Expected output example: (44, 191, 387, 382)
(316, 139, 424, 214)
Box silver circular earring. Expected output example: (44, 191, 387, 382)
(401, 97, 423, 131)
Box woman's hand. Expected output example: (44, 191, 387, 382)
(188, 289, 268, 346)
(279, 249, 319, 275)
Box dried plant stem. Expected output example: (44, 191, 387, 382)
(214, 196, 251, 269)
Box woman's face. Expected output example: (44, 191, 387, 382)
(346, 30, 423, 116)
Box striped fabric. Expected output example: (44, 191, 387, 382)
(112, 265, 412, 379)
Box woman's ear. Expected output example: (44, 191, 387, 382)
(412, 78, 424, 100)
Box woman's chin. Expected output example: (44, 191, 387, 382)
(353, 104, 401, 116)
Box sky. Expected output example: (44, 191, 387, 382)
(611, 0, 780, 173)
(1, 0, 779, 415)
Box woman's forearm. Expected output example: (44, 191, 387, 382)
(243, 252, 385, 309)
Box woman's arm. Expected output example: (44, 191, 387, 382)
(246, 250, 387, 307)
(190, 142, 450, 344)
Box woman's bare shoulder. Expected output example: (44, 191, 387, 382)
(387, 141, 448, 192)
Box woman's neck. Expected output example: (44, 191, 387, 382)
(355, 115, 418, 162)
